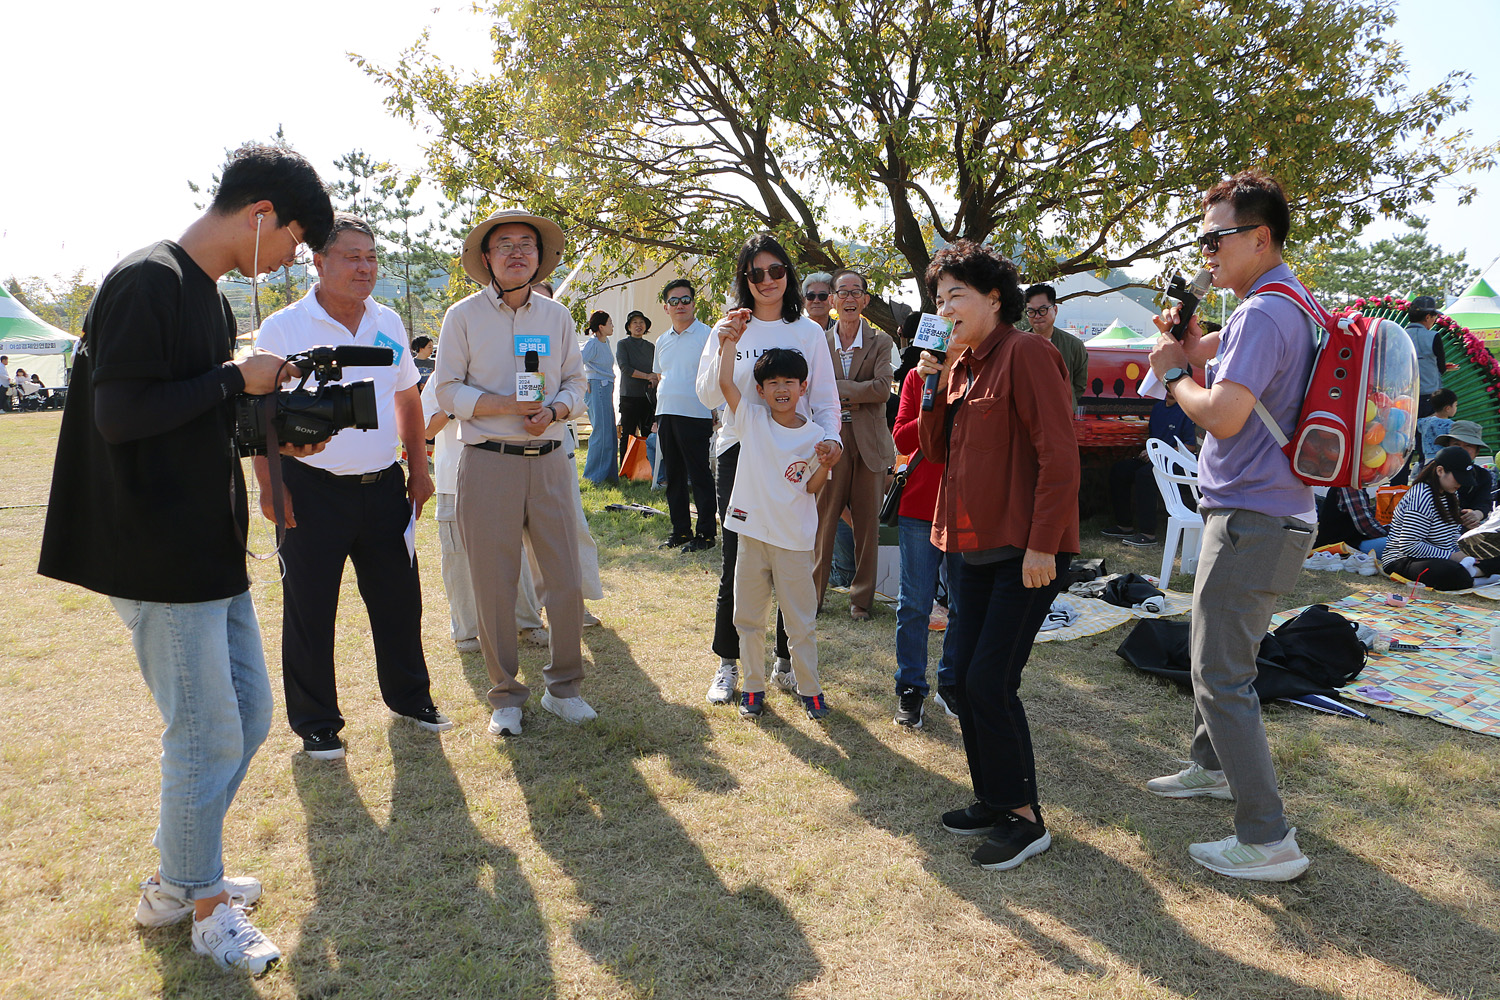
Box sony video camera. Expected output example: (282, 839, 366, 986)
(232, 345, 391, 456)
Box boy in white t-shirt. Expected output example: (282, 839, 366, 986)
(717, 326, 832, 719)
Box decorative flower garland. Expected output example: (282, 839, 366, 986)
(1340, 295, 1500, 451)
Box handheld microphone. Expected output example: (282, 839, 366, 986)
(1165, 269, 1212, 341)
(525, 350, 539, 373)
(920, 351, 947, 412)
(517, 350, 544, 401)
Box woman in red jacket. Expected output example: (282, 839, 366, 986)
(891, 367, 962, 730)
(916, 241, 1080, 872)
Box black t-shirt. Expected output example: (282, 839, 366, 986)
(38, 241, 250, 602)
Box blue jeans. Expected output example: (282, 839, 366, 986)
(829, 519, 856, 588)
(894, 516, 962, 695)
(583, 379, 618, 484)
(110, 591, 273, 901)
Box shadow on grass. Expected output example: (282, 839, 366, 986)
(766, 697, 1500, 999)
(289, 727, 553, 999)
(456, 632, 822, 998)
(142, 925, 262, 1000)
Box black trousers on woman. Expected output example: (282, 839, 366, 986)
(712, 444, 790, 661)
(947, 553, 1068, 810)
(1383, 554, 1500, 591)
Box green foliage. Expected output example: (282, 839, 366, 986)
(1301, 218, 1479, 306)
(6, 270, 97, 334)
(357, 0, 1494, 320)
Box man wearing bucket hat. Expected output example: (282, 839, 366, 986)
(432, 208, 594, 735)
(1435, 419, 1494, 525)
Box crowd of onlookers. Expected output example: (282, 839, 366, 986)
(0, 355, 63, 411)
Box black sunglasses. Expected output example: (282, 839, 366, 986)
(805, 291, 829, 301)
(665, 295, 694, 306)
(746, 264, 788, 283)
(1197, 224, 1262, 253)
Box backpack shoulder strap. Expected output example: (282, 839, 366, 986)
(1246, 279, 1327, 447)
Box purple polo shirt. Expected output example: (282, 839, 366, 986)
(1198, 263, 1317, 516)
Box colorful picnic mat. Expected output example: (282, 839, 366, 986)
(1271, 592, 1500, 737)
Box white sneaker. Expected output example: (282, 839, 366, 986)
(541, 692, 598, 723)
(191, 902, 281, 974)
(706, 663, 738, 704)
(770, 659, 797, 691)
(1189, 827, 1311, 882)
(1146, 762, 1234, 800)
(135, 874, 262, 928)
(1342, 551, 1377, 576)
(488, 707, 523, 736)
(582, 608, 602, 627)
(1303, 550, 1344, 571)
(520, 627, 550, 647)
(455, 637, 482, 654)
(1473, 573, 1500, 589)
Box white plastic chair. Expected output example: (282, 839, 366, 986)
(1147, 438, 1204, 584)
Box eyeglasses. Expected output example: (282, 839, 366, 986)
(665, 295, 694, 306)
(746, 264, 788, 283)
(1024, 305, 1053, 318)
(488, 240, 539, 257)
(804, 291, 829, 301)
(834, 288, 865, 300)
(1196, 224, 1261, 254)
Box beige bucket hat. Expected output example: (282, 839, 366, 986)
(461, 208, 565, 287)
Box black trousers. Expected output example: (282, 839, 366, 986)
(618, 395, 656, 463)
(713, 444, 790, 661)
(658, 414, 716, 540)
(948, 554, 1067, 810)
(1383, 554, 1500, 591)
(1108, 457, 1159, 533)
(279, 459, 434, 737)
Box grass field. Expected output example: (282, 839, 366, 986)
(1, 410, 1498, 1000)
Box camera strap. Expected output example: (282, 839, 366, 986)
(263, 402, 290, 552)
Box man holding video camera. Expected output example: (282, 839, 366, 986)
(37, 144, 333, 974)
(253, 212, 448, 762)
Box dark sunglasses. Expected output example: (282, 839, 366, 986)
(805, 291, 830, 301)
(746, 264, 788, 283)
(1197, 224, 1262, 253)
(665, 295, 694, 306)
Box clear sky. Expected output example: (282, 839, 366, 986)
(2, 0, 1495, 288)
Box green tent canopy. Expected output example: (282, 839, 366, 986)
(1089, 318, 1146, 343)
(0, 284, 78, 386)
(1444, 275, 1500, 333)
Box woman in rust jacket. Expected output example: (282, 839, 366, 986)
(916, 240, 1080, 872)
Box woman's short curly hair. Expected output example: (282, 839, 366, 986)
(924, 240, 1024, 324)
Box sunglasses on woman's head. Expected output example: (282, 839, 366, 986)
(746, 264, 788, 283)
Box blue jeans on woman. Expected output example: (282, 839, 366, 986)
(894, 515, 962, 695)
(110, 590, 274, 900)
(583, 379, 618, 485)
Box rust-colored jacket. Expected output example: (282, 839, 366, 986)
(918, 323, 1080, 556)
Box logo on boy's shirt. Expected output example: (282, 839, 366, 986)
(784, 461, 810, 484)
(729, 507, 749, 522)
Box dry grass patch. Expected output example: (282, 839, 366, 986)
(1, 411, 1498, 999)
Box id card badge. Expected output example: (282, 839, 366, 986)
(513, 335, 551, 357)
(912, 314, 951, 352)
(374, 330, 406, 364)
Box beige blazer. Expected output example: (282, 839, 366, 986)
(825, 320, 896, 473)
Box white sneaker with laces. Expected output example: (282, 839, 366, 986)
(1189, 827, 1310, 881)
(770, 659, 797, 691)
(706, 663, 738, 704)
(488, 707, 523, 736)
(1342, 551, 1377, 576)
(1146, 761, 1234, 800)
(135, 875, 262, 928)
(191, 902, 281, 974)
(1303, 550, 1344, 571)
(541, 692, 598, 723)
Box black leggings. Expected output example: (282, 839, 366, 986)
(1383, 555, 1500, 591)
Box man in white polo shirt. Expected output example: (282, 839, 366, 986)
(654, 277, 716, 551)
(254, 213, 450, 761)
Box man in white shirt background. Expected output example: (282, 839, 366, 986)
(653, 278, 716, 551)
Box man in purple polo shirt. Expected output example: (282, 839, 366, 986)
(1145, 171, 1316, 882)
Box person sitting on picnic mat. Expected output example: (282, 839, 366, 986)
(1382, 446, 1500, 591)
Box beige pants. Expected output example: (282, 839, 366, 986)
(734, 536, 821, 696)
(813, 430, 882, 611)
(458, 446, 584, 709)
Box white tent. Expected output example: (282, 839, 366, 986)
(0, 283, 78, 387)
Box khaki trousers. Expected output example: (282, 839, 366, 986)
(458, 446, 584, 709)
(813, 431, 882, 611)
(734, 536, 821, 696)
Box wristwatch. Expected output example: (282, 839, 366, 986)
(1162, 366, 1191, 387)
(545, 403, 559, 423)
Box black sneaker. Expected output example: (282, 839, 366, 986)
(659, 534, 693, 549)
(971, 808, 1051, 870)
(933, 684, 960, 719)
(941, 801, 1003, 836)
(800, 693, 831, 720)
(303, 729, 345, 760)
(1100, 526, 1136, 539)
(392, 705, 454, 732)
(739, 690, 765, 719)
(893, 686, 924, 729)
(682, 536, 716, 552)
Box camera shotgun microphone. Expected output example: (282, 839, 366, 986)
(1165, 268, 1212, 341)
(920, 351, 947, 412)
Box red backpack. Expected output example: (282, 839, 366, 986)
(1251, 281, 1420, 489)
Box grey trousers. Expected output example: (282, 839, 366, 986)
(1190, 507, 1315, 844)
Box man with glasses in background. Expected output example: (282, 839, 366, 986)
(1023, 283, 1089, 407)
(1144, 171, 1317, 883)
(654, 278, 717, 551)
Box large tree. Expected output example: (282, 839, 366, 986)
(1301, 218, 1480, 306)
(360, 0, 1492, 326)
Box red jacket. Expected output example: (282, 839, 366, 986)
(892, 368, 944, 521)
(918, 323, 1080, 556)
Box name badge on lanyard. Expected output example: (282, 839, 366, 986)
(514, 335, 550, 357)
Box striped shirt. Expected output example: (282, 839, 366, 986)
(1384, 482, 1462, 562)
